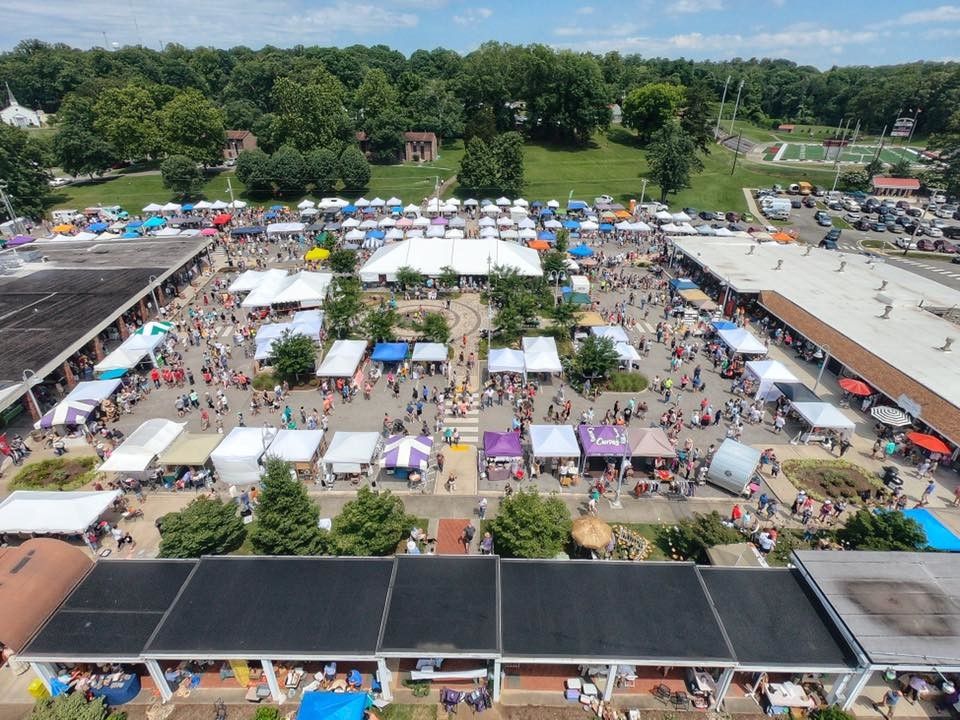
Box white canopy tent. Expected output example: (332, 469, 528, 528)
(522, 336, 562, 374)
(316, 340, 367, 377)
(359, 237, 542, 281)
(228, 268, 288, 294)
(615, 342, 642, 369)
(93, 332, 164, 374)
(0, 490, 121, 536)
(717, 327, 767, 355)
(266, 429, 325, 464)
(529, 425, 580, 459)
(790, 402, 857, 440)
(412, 343, 448, 363)
(322, 431, 382, 475)
(590, 325, 630, 343)
(65, 379, 122, 403)
(241, 271, 332, 308)
(488, 348, 526, 374)
(98, 419, 185, 473)
(744, 360, 799, 401)
(210, 427, 276, 485)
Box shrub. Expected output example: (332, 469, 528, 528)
(252, 372, 277, 391)
(12, 457, 98, 490)
(606, 371, 648, 393)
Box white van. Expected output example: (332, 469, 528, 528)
(51, 209, 81, 224)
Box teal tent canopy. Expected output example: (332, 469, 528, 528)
(297, 692, 372, 720)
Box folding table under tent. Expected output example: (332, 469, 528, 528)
(789, 402, 856, 442)
(521, 336, 562, 375)
(321, 431, 382, 482)
(717, 328, 767, 355)
(591, 325, 630, 344)
(317, 340, 367, 378)
(371, 342, 408, 363)
(265, 429, 325, 480)
(706, 439, 761, 495)
(411, 342, 448, 363)
(0, 490, 121, 537)
(98, 419, 185, 474)
(488, 348, 526, 375)
(210, 427, 277, 486)
(744, 360, 799, 401)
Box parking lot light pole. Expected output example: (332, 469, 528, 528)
(813, 344, 831, 392)
(147, 274, 160, 316)
(22, 369, 41, 418)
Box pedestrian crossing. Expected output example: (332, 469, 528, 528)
(443, 393, 480, 445)
(895, 257, 960, 279)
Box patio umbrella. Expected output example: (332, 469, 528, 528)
(134, 321, 174, 335)
(906, 432, 951, 455)
(571, 516, 613, 550)
(838, 378, 872, 396)
(870, 406, 912, 427)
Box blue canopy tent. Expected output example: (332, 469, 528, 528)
(88, 222, 108, 233)
(125, 220, 143, 229)
(181, 203, 194, 211)
(903, 509, 960, 551)
(711, 320, 737, 331)
(537, 231, 556, 242)
(231, 226, 266, 237)
(668, 278, 698, 290)
(270, 204, 285, 210)
(530, 201, 543, 208)
(122, 232, 141, 239)
(599, 223, 614, 232)
(568, 200, 588, 211)
(562, 220, 580, 230)
(367, 229, 385, 239)
(569, 244, 594, 257)
(297, 692, 372, 720)
(371, 342, 408, 363)
(264, 211, 278, 220)
(97, 368, 128, 380)
(143, 216, 166, 229)
(342, 205, 357, 214)
(539, 208, 554, 216)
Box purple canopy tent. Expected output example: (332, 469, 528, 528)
(7, 235, 35, 247)
(577, 425, 629, 457)
(36, 399, 99, 429)
(383, 435, 433, 469)
(431, 216, 449, 225)
(482, 431, 523, 458)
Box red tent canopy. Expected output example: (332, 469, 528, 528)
(212, 213, 233, 225)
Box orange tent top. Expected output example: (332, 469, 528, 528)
(615, 210, 632, 218)
(527, 240, 550, 250)
(772, 232, 794, 243)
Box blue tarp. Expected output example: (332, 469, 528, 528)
(569, 244, 594, 257)
(371, 342, 408, 362)
(711, 320, 737, 330)
(264, 211, 278, 220)
(143, 216, 166, 228)
(126, 220, 143, 229)
(270, 204, 285, 210)
(98, 368, 128, 380)
(88, 222, 108, 232)
(181, 203, 194, 211)
(669, 278, 698, 290)
(121, 232, 140, 239)
(297, 692, 372, 720)
(231, 226, 266, 236)
(903, 509, 960, 551)
(562, 220, 580, 229)
(537, 231, 556, 242)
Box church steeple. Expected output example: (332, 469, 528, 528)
(5, 82, 17, 107)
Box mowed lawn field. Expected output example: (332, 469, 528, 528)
(50, 129, 832, 216)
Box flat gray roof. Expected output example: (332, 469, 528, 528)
(794, 550, 960, 667)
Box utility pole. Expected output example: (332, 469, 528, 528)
(907, 107, 922, 146)
(226, 177, 236, 207)
(639, 178, 648, 206)
(714, 75, 731, 140)
(731, 131, 744, 175)
(849, 119, 861, 147)
(873, 125, 888, 162)
(728, 79, 744, 135)
(0, 182, 26, 235)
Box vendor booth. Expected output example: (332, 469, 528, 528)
(381, 434, 433, 488)
(228, 268, 287, 294)
(94, 332, 164, 377)
(98, 419, 185, 474)
(321, 432, 382, 487)
(266, 429, 325, 481)
(528, 424, 580, 487)
(317, 340, 367, 378)
(210, 427, 276, 486)
(706, 439, 761, 495)
(0, 490, 121, 541)
(488, 348, 526, 377)
(773, 381, 820, 403)
(480, 431, 524, 484)
(412, 342, 447, 363)
(521, 336, 562, 376)
(156, 433, 223, 489)
(789, 402, 856, 444)
(744, 360, 799, 401)
(590, 325, 630, 344)
(717, 328, 767, 356)
(614, 341, 642, 369)
(36, 379, 122, 430)
(577, 425, 629, 475)
(371, 342, 408, 364)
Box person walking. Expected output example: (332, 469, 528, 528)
(873, 689, 900, 719)
(477, 496, 488, 520)
(461, 522, 475, 553)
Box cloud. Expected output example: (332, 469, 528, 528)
(576, 5, 595, 13)
(452, 6, 492, 25)
(666, 0, 723, 14)
(869, 4, 960, 29)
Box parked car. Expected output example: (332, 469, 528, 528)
(802, 196, 817, 208)
(916, 238, 939, 251)
(926, 226, 944, 238)
(871, 222, 887, 232)
(942, 225, 960, 239)
(790, 198, 802, 208)
(828, 201, 844, 211)
(698, 210, 714, 220)
(845, 212, 862, 223)
(48, 177, 68, 187)
(886, 223, 903, 234)
(816, 214, 833, 227)
(895, 237, 917, 250)
(952, 255, 960, 264)
(725, 211, 741, 222)
(854, 218, 872, 231)
(936, 240, 959, 253)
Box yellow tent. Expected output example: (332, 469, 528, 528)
(51, 224, 74, 233)
(305, 247, 330, 261)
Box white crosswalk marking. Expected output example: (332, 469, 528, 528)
(442, 394, 480, 445)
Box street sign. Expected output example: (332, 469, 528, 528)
(891, 117, 914, 138)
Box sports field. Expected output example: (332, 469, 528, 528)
(764, 142, 921, 165)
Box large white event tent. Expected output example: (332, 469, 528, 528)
(744, 360, 799, 401)
(790, 402, 857, 440)
(591, 325, 630, 343)
(411, 343, 448, 363)
(241, 272, 333, 308)
(228, 268, 288, 294)
(717, 327, 767, 355)
(488, 348, 526, 374)
(0, 490, 121, 537)
(529, 425, 580, 459)
(93, 332, 164, 375)
(267, 222, 306, 235)
(266, 429, 325, 464)
(359, 237, 542, 282)
(522, 336, 562, 374)
(321, 431, 382, 476)
(98, 419, 185, 473)
(210, 427, 276, 485)
(316, 340, 367, 378)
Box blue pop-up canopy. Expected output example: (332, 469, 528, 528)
(562, 220, 580, 230)
(599, 223, 614, 232)
(669, 278, 697, 290)
(711, 320, 737, 330)
(297, 692, 372, 720)
(537, 231, 556, 242)
(569, 244, 594, 257)
(342, 205, 357, 214)
(568, 200, 588, 211)
(88, 222, 108, 233)
(143, 216, 166, 228)
(181, 203, 194, 211)
(371, 342, 408, 363)
(367, 229, 385, 239)
(126, 220, 143, 229)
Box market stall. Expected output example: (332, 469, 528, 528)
(156, 433, 223, 488)
(488, 348, 525, 378)
(320, 431, 382, 487)
(789, 401, 856, 443)
(317, 340, 367, 378)
(706, 439, 761, 495)
(717, 327, 767, 355)
(480, 431, 524, 483)
(577, 425, 630, 476)
(528, 424, 580, 487)
(210, 427, 276, 486)
(0, 490, 121, 541)
(371, 342, 408, 364)
(98, 418, 185, 474)
(228, 268, 287, 294)
(590, 325, 630, 344)
(744, 360, 799, 401)
(381, 434, 433, 488)
(35, 379, 122, 430)
(266, 429, 325, 481)
(94, 332, 164, 377)
(411, 342, 448, 370)
(521, 336, 562, 376)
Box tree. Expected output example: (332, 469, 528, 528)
(647, 124, 704, 203)
(364, 106, 408, 164)
(249, 458, 327, 555)
(837, 509, 927, 551)
(30, 693, 110, 720)
(551, 300, 580, 337)
(864, 157, 885, 178)
(268, 145, 309, 196)
(457, 136, 498, 193)
(269, 73, 353, 152)
(680, 80, 714, 153)
(223, 99, 260, 130)
(160, 154, 203, 196)
(622, 83, 686, 141)
(363, 306, 398, 343)
(419, 312, 451, 343)
(92, 84, 160, 160)
(0, 124, 51, 219)
(328, 248, 357, 274)
(394, 265, 424, 289)
(656, 511, 741, 562)
(330, 486, 415, 556)
(491, 131, 525, 197)
(571, 335, 620, 383)
(929, 110, 960, 197)
(339, 145, 371, 191)
(836, 168, 870, 192)
(554, 228, 570, 253)
(235, 148, 272, 195)
(438, 265, 460, 291)
(53, 123, 116, 178)
(488, 489, 571, 558)
(306, 147, 338, 194)
(157, 87, 226, 165)
(268, 331, 316, 383)
(541, 250, 566, 277)
(325, 277, 365, 339)
(158, 496, 246, 558)
(889, 158, 915, 178)
(464, 106, 496, 143)
(354, 68, 399, 125)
